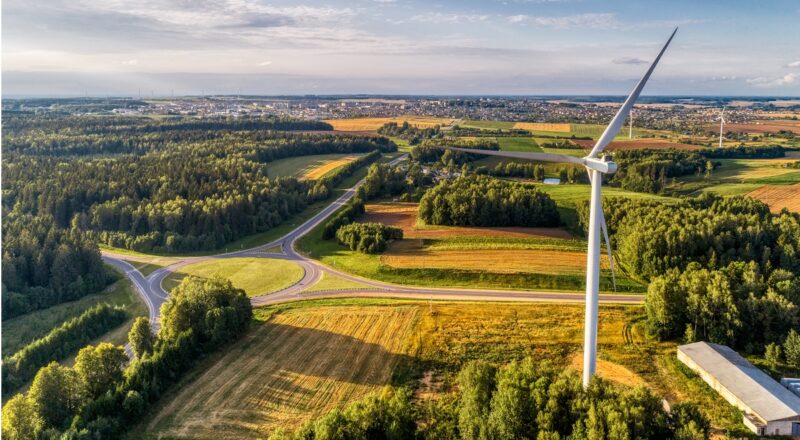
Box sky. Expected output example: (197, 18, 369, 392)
(3, 0, 800, 96)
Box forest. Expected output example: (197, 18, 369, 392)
(578, 194, 800, 354)
(419, 175, 560, 227)
(610, 149, 711, 193)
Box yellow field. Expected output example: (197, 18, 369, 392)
(142, 301, 744, 437)
(747, 184, 800, 213)
(163, 257, 304, 297)
(146, 305, 419, 438)
(324, 116, 454, 131)
(301, 155, 360, 180)
(381, 243, 608, 275)
(512, 122, 571, 132)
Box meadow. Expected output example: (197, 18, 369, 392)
(137, 299, 746, 438)
(497, 136, 543, 152)
(2, 271, 147, 357)
(162, 257, 304, 296)
(266, 153, 363, 180)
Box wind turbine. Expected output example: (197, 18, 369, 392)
(443, 28, 677, 389)
(718, 106, 726, 148)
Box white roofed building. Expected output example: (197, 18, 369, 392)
(677, 341, 800, 436)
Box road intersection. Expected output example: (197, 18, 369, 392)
(102, 154, 642, 329)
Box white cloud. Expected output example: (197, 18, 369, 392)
(612, 57, 647, 65)
(746, 73, 798, 87)
(121, 59, 138, 65)
(410, 13, 490, 24)
(787, 60, 800, 68)
(257, 60, 272, 66)
(507, 13, 617, 29)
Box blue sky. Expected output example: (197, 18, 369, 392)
(3, 0, 799, 96)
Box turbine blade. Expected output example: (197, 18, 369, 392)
(589, 28, 678, 158)
(585, 168, 617, 291)
(443, 146, 585, 165)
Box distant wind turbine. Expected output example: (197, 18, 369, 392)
(443, 28, 677, 389)
(629, 108, 634, 139)
(718, 106, 726, 148)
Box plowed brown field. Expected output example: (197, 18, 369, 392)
(709, 119, 800, 134)
(382, 246, 608, 275)
(747, 184, 800, 213)
(570, 139, 701, 151)
(361, 203, 573, 239)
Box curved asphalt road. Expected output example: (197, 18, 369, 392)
(102, 153, 642, 330)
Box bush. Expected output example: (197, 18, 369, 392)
(335, 222, 403, 253)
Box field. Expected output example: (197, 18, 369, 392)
(512, 122, 571, 132)
(162, 257, 304, 297)
(2, 272, 147, 357)
(381, 242, 609, 275)
(301, 201, 639, 292)
(140, 300, 746, 438)
(304, 272, 371, 292)
(324, 116, 454, 131)
(747, 184, 800, 213)
(571, 139, 701, 151)
(361, 202, 572, 239)
(497, 136, 543, 152)
(675, 158, 800, 196)
(710, 119, 800, 134)
(266, 153, 363, 179)
(142, 303, 420, 438)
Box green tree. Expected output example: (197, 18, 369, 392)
(74, 343, 127, 399)
(487, 359, 538, 439)
(784, 329, 800, 368)
(670, 403, 710, 440)
(765, 343, 782, 370)
(128, 317, 154, 358)
(457, 361, 496, 440)
(27, 362, 83, 430)
(1, 394, 41, 440)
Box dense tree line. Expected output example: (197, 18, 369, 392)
(610, 149, 710, 193)
(450, 126, 532, 137)
(322, 198, 366, 240)
(540, 140, 582, 149)
(308, 150, 382, 200)
(577, 194, 800, 353)
(377, 121, 441, 144)
(360, 163, 429, 201)
(1, 277, 252, 439)
(1, 215, 111, 319)
(269, 358, 709, 440)
(335, 222, 403, 253)
(2, 304, 128, 397)
(419, 175, 560, 227)
(488, 162, 546, 180)
(410, 139, 499, 165)
(698, 145, 785, 159)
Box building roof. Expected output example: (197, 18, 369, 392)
(678, 342, 800, 423)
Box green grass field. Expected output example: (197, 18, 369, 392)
(266, 153, 362, 179)
(137, 299, 746, 438)
(460, 120, 516, 130)
(2, 269, 147, 357)
(305, 272, 371, 292)
(497, 136, 542, 152)
(162, 257, 304, 297)
(538, 184, 678, 208)
(671, 158, 800, 196)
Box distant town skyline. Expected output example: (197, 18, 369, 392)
(3, 0, 800, 96)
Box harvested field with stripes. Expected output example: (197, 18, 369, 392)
(711, 119, 800, 134)
(144, 305, 419, 438)
(747, 184, 800, 213)
(512, 122, 571, 132)
(324, 116, 454, 131)
(302, 155, 361, 180)
(361, 202, 573, 239)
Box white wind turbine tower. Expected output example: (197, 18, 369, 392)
(718, 106, 726, 148)
(445, 28, 677, 389)
(629, 108, 634, 139)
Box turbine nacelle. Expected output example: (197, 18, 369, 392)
(583, 157, 617, 175)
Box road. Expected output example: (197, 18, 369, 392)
(102, 153, 642, 330)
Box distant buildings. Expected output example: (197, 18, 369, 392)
(677, 342, 800, 436)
